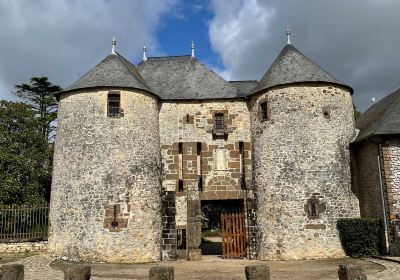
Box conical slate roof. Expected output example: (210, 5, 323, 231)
(138, 56, 240, 100)
(251, 44, 352, 95)
(354, 88, 400, 143)
(62, 53, 153, 94)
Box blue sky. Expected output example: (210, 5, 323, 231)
(156, 1, 221, 66)
(1, 0, 400, 111)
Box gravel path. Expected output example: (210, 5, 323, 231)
(1, 254, 399, 279)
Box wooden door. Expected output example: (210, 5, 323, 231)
(220, 211, 246, 258)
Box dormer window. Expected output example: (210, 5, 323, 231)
(215, 113, 224, 129)
(107, 92, 121, 117)
(260, 102, 268, 121)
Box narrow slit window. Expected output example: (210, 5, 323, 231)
(215, 113, 224, 129)
(260, 102, 268, 121)
(107, 93, 121, 117)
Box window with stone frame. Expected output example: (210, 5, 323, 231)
(214, 113, 224, 129)
(260, 101, 269, 121)
(107, 92, 121, 117)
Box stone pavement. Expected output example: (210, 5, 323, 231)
(7, 254, 63, 280)
(365, 258, 400, 280)
(2, 254, 400, 280)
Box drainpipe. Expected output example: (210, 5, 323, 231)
(377, 143, 389, 254)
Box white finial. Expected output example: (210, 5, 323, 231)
(371, 97, 376, 104)
(286, 25, 291, 45)
(143, 45, 147, 61)
(111, 37, 116, 54)
(191, 41, 195, 58)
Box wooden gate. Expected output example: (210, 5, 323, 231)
(220, 211, 246, 258)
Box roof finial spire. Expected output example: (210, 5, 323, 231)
(191, 41, 195, 58)
(111, 37, 116, 54)
(143, 44, 147, 61)
(286, 25, 291, 45)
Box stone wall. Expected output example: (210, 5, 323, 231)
(382, 139, 400, 255)
(0, 242, 47, 253)
(49, 89, 162, 263)
(382, 139, 400, 222)
(159, 100, 255, 257)
(352, 138, 400, 255)
(159, 100, 252, 224)
(161, 191, 177, 260)
(250, 84, 360, 260)
(352, 141, 383, 218)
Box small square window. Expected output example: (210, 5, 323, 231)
(107, 93, 121, 117)
(215, 113, 224, 129)
(260, 102, 268, 121)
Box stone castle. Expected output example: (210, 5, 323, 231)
(48, 36, 362, 263)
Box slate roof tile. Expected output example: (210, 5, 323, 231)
(354, 88, 400, 143)
(137, 56, 241, 100)
(251, 44, 352, 95)
(62, 53, 153, 95)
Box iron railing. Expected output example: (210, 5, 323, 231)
(0, 203, 49, 242)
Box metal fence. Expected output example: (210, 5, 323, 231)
(0, 204, 49, 242)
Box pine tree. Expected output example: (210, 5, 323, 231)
(13, 77, 62, 142)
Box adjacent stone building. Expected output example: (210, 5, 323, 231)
(49, 37, 361, 263)
(351, 88, 400, 256)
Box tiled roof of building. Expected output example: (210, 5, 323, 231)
(137, 55, 241, 100)
(62, 53, 153, 95)
(354, 88, 400, 143)
(229, 80, 258, 97)
(251, 44, 352, 95)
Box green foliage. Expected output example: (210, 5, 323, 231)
(13, 77, 62, 142)
(337, 218, 381, 258)
(0, 101, 52, 205)
(353, 103, 362, 120)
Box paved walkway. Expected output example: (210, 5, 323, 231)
(7, 254, 63, 280)
(2, 254, 400, 279)
(366, 258, 400, 280)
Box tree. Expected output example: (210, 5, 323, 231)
(13, 77, 62, 142)
(353, 103, 362, 120)
(0, 101, 52, 205)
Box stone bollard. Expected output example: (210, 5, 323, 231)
(245, 265, 270, 280)
(149, 266, 174, 280)
(64, 265, 91, 280)
(0, 264, 24, 280)
(338, 264, 367, 280)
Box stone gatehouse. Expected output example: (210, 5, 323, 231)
(49, 36, 362, 263)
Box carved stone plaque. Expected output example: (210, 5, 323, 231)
(214, 149, 227, 170)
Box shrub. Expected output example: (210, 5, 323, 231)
(337, 218, 382, 258)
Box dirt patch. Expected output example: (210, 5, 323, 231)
(0, 252, 37, 264)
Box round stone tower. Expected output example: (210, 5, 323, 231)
(49, 48, 162, 263)
(250, 43, 360, 260)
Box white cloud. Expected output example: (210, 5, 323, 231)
(208, 0, 275, 80)
(0, 0, 179, 100)
(208, 0, 400, 111)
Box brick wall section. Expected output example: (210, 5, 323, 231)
(159, 100, 253, 225)
(161, 191, 177, 260)
(250, 84, 360, 260)
(49, 89, 162, 263)
(382, 139, 400, 255)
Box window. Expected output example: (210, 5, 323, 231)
(214, 113, 224, 129)
(107, 93, 121, 117)
(260, 102, 268, 121)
